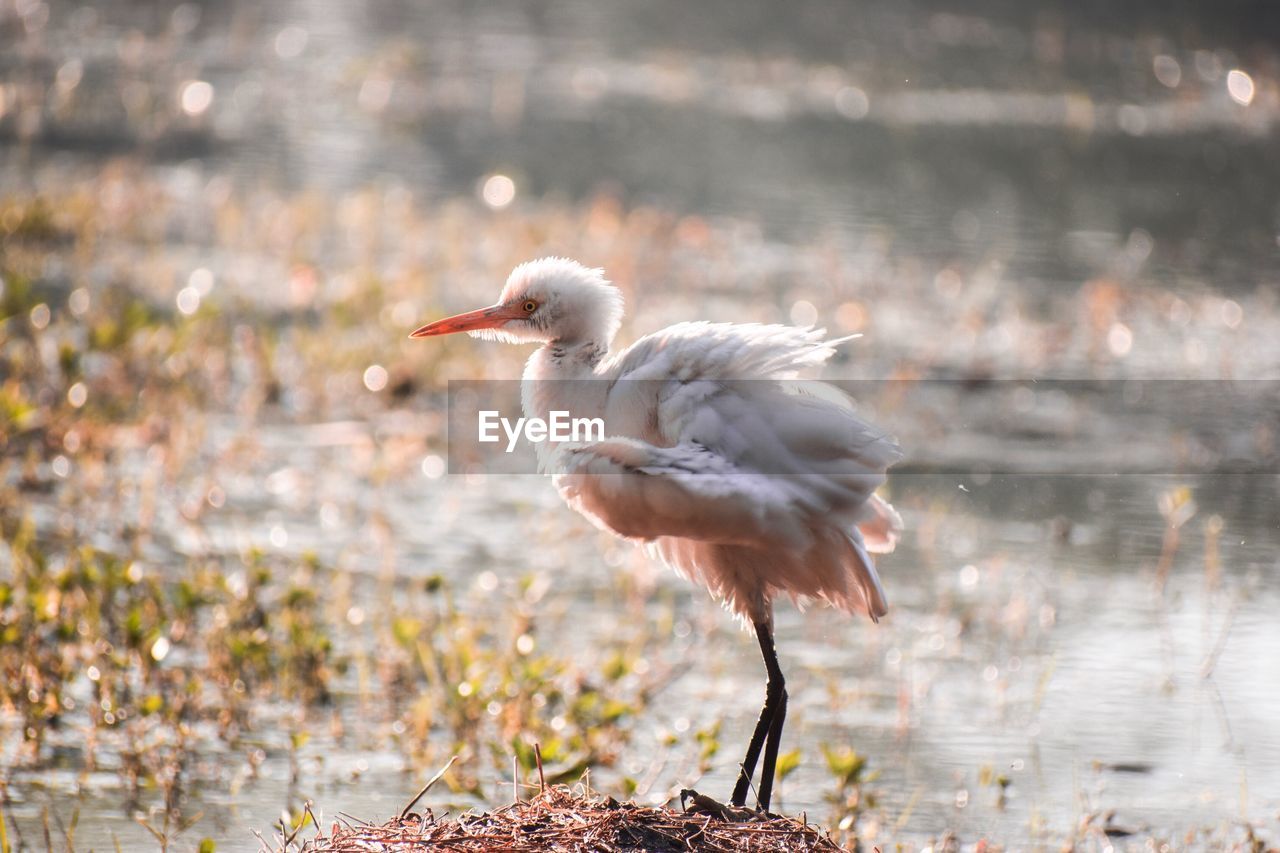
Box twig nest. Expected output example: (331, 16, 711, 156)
(296, 784, 846, 851)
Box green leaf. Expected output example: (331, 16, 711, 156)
(601, 651, 629, 681)
(601, 699, 632, 723)
(821, 743, 869, 787)
(776, 748, 803, 780)
(511, 736, 537, 772)
(695, 723, 721, 762)
(392, 617, 422, 647)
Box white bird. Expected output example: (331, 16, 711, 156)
(410, 257, 901, 813)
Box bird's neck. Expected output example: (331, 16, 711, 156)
(522, 340, 611, 471)
(522, 340, 610, 428)
(526, 338, 609, 380)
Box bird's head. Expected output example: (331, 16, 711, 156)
(409, 257, 624, 346)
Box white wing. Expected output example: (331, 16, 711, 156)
(605, 321, 854, 382)
(547, 325, 902, 623)
(552, 437, 819, 550)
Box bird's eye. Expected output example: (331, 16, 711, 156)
(522, 300, 538, 313)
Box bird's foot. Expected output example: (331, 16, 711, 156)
(679, 789, 758, 822)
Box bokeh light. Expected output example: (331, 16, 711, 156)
(68, 287, 90, 315)
(67, 383, 87, 408)
(480, 174, 517, 209)
(180, 80, 214, 116)
(1226, 69, 1255, 105)
(362, 364, 388, 391)
(789, 299, 818, 327)
(834, 86, 870, 120)
(274, 25, 308, 59)
(176, 286, 201, 315)
(1107, 322, 1133, 356)
(1152, 55, 1181, 88)
(421, 455, 446, 479)
(1221, 299, 1243, 328)
(189, 267, 215, 294)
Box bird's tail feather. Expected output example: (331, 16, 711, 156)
(846, 530, 889, 622)
(857, 494, 903, 554)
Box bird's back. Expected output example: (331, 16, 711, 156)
(603, 321, 853, 382)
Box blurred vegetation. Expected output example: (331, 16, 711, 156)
(0, 182, 688, 846)
(0, 506, 662, 829)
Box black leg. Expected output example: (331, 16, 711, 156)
(730, 619, 788, 810)
(756, 661, 788, 812)
(729, 664, 774, 805)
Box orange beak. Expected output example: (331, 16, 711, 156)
(408, 303, 524, 338)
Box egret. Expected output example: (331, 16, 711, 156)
(410, 257, 901, 813)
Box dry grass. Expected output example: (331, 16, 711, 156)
(293, 785, 846, 852)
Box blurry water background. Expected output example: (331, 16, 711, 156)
(2, 0, 1279, 850)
